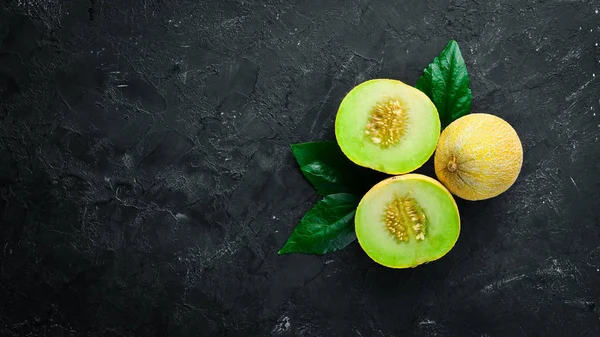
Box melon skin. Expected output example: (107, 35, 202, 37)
(434, 113, 523, 201)
(355, 174, 460, 269)
(335, 79, 440, 174)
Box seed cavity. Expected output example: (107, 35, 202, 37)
(365, 100, 408, 148)
(384, 198, 409, 242)
(383, 195, 428, 243)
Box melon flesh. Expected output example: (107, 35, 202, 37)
(335, 79, 440, 174)
(355, 174, 460, 268)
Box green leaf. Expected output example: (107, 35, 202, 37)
(278, 193, 359, 255)
(416, 40, 472, 129)
(291, 141, 382, 196)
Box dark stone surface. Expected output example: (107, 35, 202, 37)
(1, 0, 599, 336)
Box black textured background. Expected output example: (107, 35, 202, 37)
(1, 0, 600, 336)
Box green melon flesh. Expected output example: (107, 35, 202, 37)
(355, 174, 460, 268)
(335, 79, 440, 174)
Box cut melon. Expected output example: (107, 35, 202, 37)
(355, 174, 460, 268)
(335, 79, 440, 174)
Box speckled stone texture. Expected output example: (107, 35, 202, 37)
(1, 0, 599, 336)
